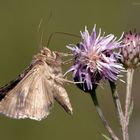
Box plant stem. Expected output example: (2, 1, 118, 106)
(109, 81, 125, 140)
(90, 90, 119, 140)
(124, 68, 134, 140)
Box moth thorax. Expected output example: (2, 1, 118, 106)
(39, 47, 62, 66)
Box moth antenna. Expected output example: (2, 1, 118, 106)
(132, 2, 140, 5)
(47, 32, 81, 48)
(38, 18, 43, 33)
(37, 11, 53, 50)
(37, 18, 44, 49)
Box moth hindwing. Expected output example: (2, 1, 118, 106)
(0, 47, 72, 121)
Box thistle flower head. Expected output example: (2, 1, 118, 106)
(120, 31, 140, 68)
(66, 25, 124, 91)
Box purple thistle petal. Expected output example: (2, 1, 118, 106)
(66, 25, 124, 91)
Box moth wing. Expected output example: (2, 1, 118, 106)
(0, 64, 54, 121)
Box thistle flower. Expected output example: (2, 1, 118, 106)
(120, 31, 140, 68)
(66, 25, 124, 91)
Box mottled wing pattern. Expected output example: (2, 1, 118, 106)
(0, 63, 55, 121)
(0, 65, 33, 101)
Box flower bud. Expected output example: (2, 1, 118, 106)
(120, 31, 140, 68)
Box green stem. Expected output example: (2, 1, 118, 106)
(90, 90, 119, 140)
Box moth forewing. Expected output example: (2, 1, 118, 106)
(0, 64, 54, 120)
(0, 47, 73, 121)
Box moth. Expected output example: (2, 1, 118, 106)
(0, 47, 72, 121)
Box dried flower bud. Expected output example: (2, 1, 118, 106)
(120, 31, 140, 68)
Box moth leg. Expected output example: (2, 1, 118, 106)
(54, 76, 83, 85)
(62, 59, 73, 65)
(55, 52, 73, 57)
(61, 78, 83, 84)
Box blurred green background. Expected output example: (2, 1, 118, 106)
(0, 0, 139, 139)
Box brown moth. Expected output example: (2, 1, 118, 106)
(0, 47, 72, 121)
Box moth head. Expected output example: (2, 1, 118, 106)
(42, 48, 62, 66)
(33, 47, 61, 66)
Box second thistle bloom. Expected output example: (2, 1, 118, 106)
(66, 26, 124, 91)
(120, 31, 140, 69)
